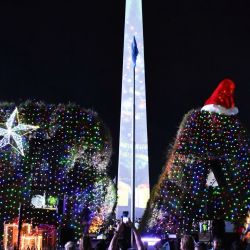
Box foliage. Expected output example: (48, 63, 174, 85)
(0, 101, 116, 239)
(142, 109, 250, 235)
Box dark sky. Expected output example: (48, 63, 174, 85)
(0, 1, 250, 188)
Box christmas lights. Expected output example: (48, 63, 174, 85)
(142, 109, 250, 235)
(141, 80, 250, 235)
(4, 221, 56, 250)
(0, 101, 116, 244)
(0, 107, 38, 156)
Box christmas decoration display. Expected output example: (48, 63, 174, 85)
(0, 101, 116, 246)
(141, 79, 250, 235)
(4, 221, 19, 249)
(4, 220, 56, 250)
(0, 107, 39, 156)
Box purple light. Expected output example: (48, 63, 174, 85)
(141, 237, 161, 246)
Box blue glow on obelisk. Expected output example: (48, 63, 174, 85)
(117, 0, 150, 220)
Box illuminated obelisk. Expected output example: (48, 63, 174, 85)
(117, 0, 150, 221)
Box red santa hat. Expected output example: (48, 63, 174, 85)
(201, 79, 239, 115)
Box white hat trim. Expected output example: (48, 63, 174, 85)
(201, 104, 239, 116)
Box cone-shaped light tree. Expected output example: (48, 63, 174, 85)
(141, 79, 250, 235)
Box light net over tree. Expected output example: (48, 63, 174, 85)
(141, 79, 250, 235)
(0, 101, 116, 240)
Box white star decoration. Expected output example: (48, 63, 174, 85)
(0, 107, 39, 156)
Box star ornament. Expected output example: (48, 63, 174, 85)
(0, 107, 39, 156)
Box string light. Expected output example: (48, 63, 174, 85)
(0, 101, 116, 243)
(143, 109, 250, 235)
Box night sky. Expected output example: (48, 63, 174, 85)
(0, 1, 250, 188)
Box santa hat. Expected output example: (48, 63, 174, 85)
(201, 79, 239, 115)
